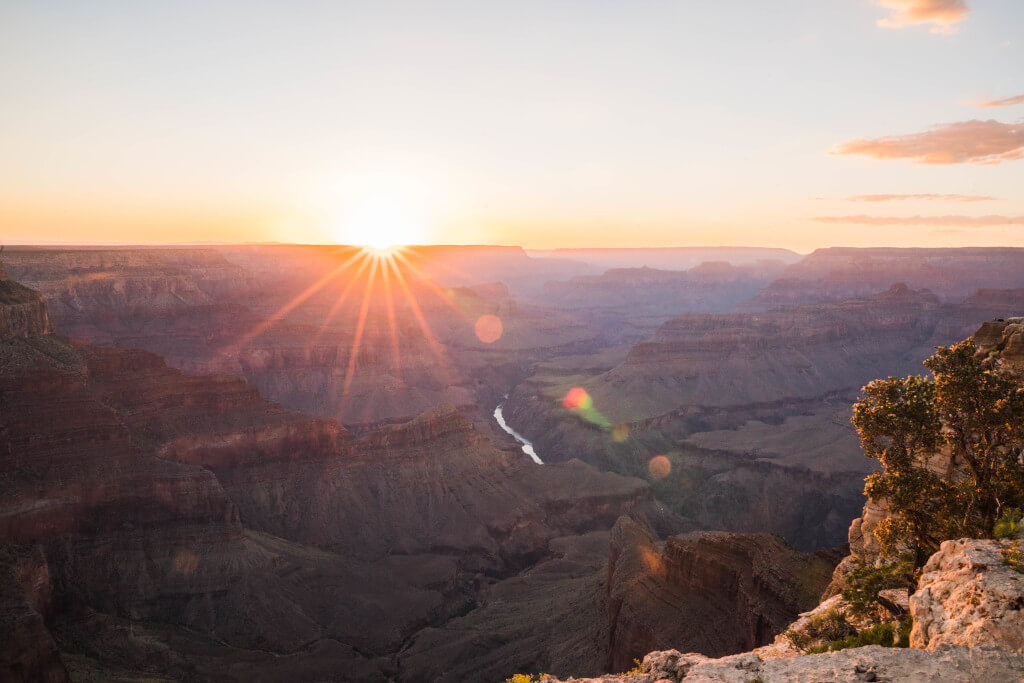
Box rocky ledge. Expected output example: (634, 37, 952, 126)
(543, 537, 1024, 681)
(545, 645, 1024, 682)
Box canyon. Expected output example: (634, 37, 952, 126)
(4, 245, 1024, 681)
(537, 315, 1024, 683)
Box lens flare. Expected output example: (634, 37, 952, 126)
(173, 549, 199, 575)
(612, 423, 630, 442)
(562, 387, 591, 410)
(648, 455, 671, 479)
(474, 314, 503, 343)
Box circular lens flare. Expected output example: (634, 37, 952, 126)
(562, 387, 591, 410)
(648, 455, 671, 479)
(475, 314, 503, 343)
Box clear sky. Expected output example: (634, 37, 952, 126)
(1, 0, 1022, 250)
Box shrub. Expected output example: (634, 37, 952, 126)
(624, 658, 648, 674)
(853, 341, 1024, 566)
(994, 508, 1023, 539)
(840, 559, 916, 617)
(784, 606, 854, 651)
(808, 607, 855, 641)
(896, 617, 912, 647)
(826, 618, 912, 652)
(1003, 541, 1024, 574)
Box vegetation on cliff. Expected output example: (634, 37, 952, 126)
(852, 339, 1024, 566)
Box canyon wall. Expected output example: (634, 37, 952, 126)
(503, 285, 1024, 549)
(0, 271, 688, 681)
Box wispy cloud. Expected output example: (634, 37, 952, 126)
(874, 0, 969, 34)
(813, 214, 1024, 227)
(966, 94, 1024, 108)
(835, 120, 1024, 164)
(847, 193, 999, 202)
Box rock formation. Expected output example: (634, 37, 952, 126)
(740, 246, 1024, 310)
(0, 246, 600, 429)
(911, 538, 1024, 652)
(503, 285, 1024, 550)
(602, 518, 835, 671)
(543, 645, 1024, 682)
(538, 317, 1024, 682)
(0, 270, 686, 681)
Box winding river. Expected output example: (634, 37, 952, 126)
(493, 399, 543, 464)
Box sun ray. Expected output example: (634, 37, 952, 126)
(392, 250, 469, 318)
(308, 253, 372, 348)
(339, 255, 380, 413)
(379, 254, 403, 385)
(388, 257, 463, 392)
(223, 248, 364, 356)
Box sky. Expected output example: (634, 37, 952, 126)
(1, 0, 1022, 251)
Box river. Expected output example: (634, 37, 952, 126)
(493, 399, 543, 464)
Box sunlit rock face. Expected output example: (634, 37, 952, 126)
(911, 538, 1024, 652)
(540, 645, 1024, 682)
(602, 517, 836, 672)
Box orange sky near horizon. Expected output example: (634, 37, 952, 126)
(2, 1, 1022, 251)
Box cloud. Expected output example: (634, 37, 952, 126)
(874, 0, 969, 34)
(835, 120, 1024, 164)
(847, 193, 998, 202)
(813, 214, 1024, 227)
(967, 94, 1024, 108)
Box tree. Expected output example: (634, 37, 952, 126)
(852, 339, 1024, 567)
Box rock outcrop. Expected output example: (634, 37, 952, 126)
(539, 316, 1024, 683)
(544, 645, 1024, 682)
(910, 538, 1024, 652)
(0, 272, 51, 340)
(603, 518, 835, 671)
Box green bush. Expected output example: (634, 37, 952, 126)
(825, 618, 912, 652)
(784, 607, 855, 651)
(853, 341, 1024, 566)
(840, 559, 916, 616)
(994, 508, 1023, 539)
(896, 617, 912, 647)
(1003, 541, 1024, 574)
(808, 607, 855, 641)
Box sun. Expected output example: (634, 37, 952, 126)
(333, 177, 428, 252)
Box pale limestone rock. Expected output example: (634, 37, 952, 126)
(543, 645, 1024, 682)
(910, 538, 1024, 652)
(877, 588, 909, 614)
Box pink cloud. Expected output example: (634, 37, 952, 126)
(874, 0, 969, 34)
(967, 94, 1024, 108)
(813, 214, 1024, 227)
(835, 120, 1024, 165)
(847, 193, 998, 202)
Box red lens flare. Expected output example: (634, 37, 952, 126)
(474, 314, 503, 343)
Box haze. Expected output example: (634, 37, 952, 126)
(2, 0, 1022, 250)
